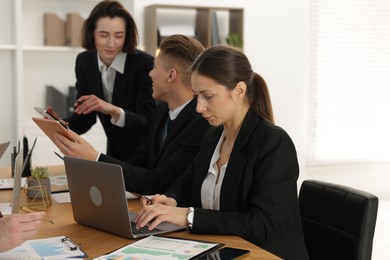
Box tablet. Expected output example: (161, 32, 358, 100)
(32, 117, 75, 144)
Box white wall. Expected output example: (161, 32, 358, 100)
(130, 0, 390, 199)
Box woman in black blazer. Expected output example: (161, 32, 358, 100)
(135, 46, 309, 259)
(59, 0, 155, 160)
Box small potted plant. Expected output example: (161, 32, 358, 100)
(27, 166, 51, 199)
(226, 33, 243, 49)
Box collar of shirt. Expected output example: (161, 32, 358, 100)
(208, 130, 227, 176)
(97, 51, 127, 74)
(168, 100, 191, 121)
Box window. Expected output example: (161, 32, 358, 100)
(308, 0, 390, 164)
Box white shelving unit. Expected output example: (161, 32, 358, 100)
(0, 0, 130, 167)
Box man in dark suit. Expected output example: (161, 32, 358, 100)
(53, 35, 210, 195)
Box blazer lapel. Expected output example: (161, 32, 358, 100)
(192, 126, 223, 207)
(153, 98, 197, 164)
(111, 56, 129, 105)
(87, 51, 105, 100)
(219, 111, 260, 210)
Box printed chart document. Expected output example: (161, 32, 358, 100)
(94, 235, 222, 260)
(0, 177, 27, 190)
(0, 236, 86, 259)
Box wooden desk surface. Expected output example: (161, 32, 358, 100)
(0, 166, 280, 260)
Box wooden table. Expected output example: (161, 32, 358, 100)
(0, 166, 280, 259)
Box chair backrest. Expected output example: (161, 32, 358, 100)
(299, 180, 378, 260)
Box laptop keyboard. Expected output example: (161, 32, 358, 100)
(131, 221, 161, 235)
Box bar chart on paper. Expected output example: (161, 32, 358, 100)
(0, 236, 86, 258)
(30, 240, 69, 257)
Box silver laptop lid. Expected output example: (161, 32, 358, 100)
(64, 156, 186, 239)
(0, 141, 10, 160)
(64, 156, 133, 238)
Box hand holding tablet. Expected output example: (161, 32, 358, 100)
(33, 107, 100, 161)
(32, 117, 75, 144)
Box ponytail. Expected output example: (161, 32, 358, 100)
(249, 73, 274, 124)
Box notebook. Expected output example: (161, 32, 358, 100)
(0, 141, 10, 160)
(64, 156, 186, 239)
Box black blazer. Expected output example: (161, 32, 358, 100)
(164, 110, 309, 259)
(67, 50, 155, 161)
(99, 98, 211, 194)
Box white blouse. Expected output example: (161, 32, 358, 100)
(201, 131, 228, 210)
(97, 52, 126, 126)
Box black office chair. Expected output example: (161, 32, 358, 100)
(299, 180, 378, 260)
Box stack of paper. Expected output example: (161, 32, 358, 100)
(94, 235, 222, 259)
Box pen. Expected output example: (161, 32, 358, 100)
(143, 195, 153, 204)
(20, 206, 54, 224)
(74, 100, 83, 106)
(54, 151, 64, 160)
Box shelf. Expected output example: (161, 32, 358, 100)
(23, 46, 84, 52)
(144, 4, 244, 56)
(0, 45, 84, 52)
(0, 45, 16, 51)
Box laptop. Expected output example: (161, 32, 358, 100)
(0, 141, 10, 160)
(64, 156, 186, 239)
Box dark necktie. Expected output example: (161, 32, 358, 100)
(161, 115, 172, 145)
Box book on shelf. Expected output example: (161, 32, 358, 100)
(44, 13, 66, 46)
(66, 13, 84, 47)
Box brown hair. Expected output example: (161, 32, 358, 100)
(82, 0, 138, 53)
(191, 45, 274, 123)
(159, 35, 205, 87)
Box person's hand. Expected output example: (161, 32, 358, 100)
(0, 212, 46, 252)
(74, 95, 121, 121)
(135, 202, 187, 231)
(53, 129, 99, 161)
(140, 194, 177, 207)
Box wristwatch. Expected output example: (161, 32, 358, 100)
(186, 207, 194, 228)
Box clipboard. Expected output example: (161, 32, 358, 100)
(0, 235, 87, 258)
(32, 117, 75, 144)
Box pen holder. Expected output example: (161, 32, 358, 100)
(11, 151, 16, 177)
(22, 153, 32, 177)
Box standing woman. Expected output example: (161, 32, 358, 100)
(135, 46, 309, 259)
(56, 0, 155, 160)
